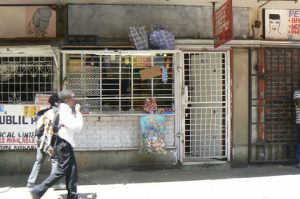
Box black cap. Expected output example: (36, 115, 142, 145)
(48, 93, 60, 107)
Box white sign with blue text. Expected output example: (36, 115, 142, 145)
(0, 104, 41, 150)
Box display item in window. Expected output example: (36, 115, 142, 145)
(103, 55, 110, 68)
(139, 114, 166, 154)
(161, 66, 168, 83)
(144, 98, 157, 114)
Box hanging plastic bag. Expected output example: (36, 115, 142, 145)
(149, 25, 175, 50)
(128, 26, 149, 50)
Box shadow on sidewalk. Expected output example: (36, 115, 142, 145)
(58, 192, 97, 199)
(2, 164, 300, 188)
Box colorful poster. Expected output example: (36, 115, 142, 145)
(25, 6, 56, 38)
(133, 56, 152, 68)
(265, 9, 300, 40)
(35, 94, 51, 106)
(0, 105, 41, 150)
(139, 114, 166, 154)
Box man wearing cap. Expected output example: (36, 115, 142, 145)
(294, 88, 300, 168)
(30, 90, 83, 199)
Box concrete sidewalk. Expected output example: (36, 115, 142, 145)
(1, 164, 300, 199)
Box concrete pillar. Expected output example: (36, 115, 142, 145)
(232, 48, 249, 163)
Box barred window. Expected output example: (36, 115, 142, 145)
(0, 56, 56, 104)
(63, 51, 177, 113)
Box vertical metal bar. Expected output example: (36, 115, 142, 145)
(188, 53, 191, 157)
(119, 55, 122, 112)
(270, 49, 273, 144)
(62, 53, 67, 90)
(175, 52, 182, 163)
(258, 49, 265, 142)
(151, 56, 154, 98)
(209, 54, 212, 157)
(27, 57, 30, 101)
(131, 55, 134, 111)
(99, 54, 102, 112)
(226, 50, 231, 160)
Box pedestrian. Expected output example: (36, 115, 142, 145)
(30, 90, 83, 199)
(27, 93, 65, 190)
(294, 88, 300, 168)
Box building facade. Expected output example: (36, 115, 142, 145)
(0, 0, 299, 174)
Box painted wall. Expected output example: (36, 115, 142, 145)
(68, 5, 249, 39)
(0, 4, 249, 40)
(0, 6, 56, 38)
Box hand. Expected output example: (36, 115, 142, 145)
(75, 103, 81, 113)
(47, 146, 55, 157)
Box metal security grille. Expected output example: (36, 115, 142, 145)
(62, 51, 177, 113)
(250, 48, 299, 162)
(183, 51, 230, 160)
(0, 56, 55, 104)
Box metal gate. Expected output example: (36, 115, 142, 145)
(182, 51, 230, 161)
(250, 48, 299, 162)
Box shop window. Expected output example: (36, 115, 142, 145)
(0, 56, 55, 104)
(64, 52, 175, 113)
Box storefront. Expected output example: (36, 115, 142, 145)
(0, 47, 233, 173)
(250, 46, 300, 162)
(61, 50, 181, 158)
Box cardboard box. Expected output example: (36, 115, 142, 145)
(139, 66, 162, 80)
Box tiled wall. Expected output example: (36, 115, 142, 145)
(75, 115, 175, 150)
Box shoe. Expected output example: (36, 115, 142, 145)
(53, 182, 65, 190)
(26, 182, 35, 188)
(29, 189, 40, 199)
(67, 193, 78, 199)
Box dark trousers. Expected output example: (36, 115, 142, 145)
(32, 137, 78, 199)
(296, 124, 300, 163)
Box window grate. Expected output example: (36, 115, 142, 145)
(0, 56, 55, 104)
(64, 52, 176, 113)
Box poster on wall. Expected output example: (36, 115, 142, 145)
(0, 6, 56, 38)
(26, 6, 56, 38)
(139, 114, 166, 154)
(0, 105, 41, 150)
(265, 9, 300, 40)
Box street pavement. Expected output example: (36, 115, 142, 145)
(1, 163, 300, 199)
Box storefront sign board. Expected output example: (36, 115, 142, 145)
(213, 0, 233, 48)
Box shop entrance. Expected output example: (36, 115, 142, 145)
(250, 48, 299, 162)
(182, 51, 230, 162)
